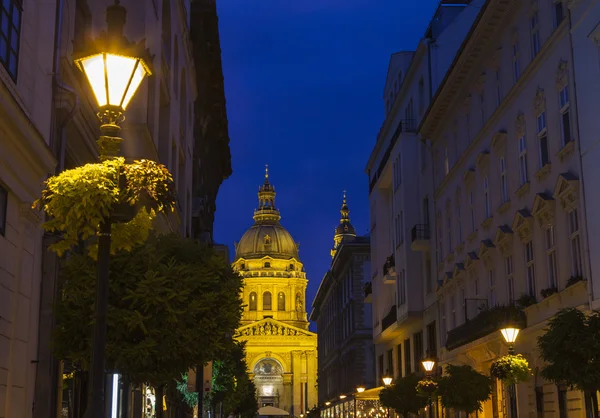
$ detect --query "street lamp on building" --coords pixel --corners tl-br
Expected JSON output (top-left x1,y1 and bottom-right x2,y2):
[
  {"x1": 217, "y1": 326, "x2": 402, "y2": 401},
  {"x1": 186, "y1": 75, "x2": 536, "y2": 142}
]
[
  {"x1": 356, "y1": 386, "x2": 366, "y2": 393},
  {"x1": 382, "y1": 371, "x2": 393, "y2": 386},
  {"x1": 500, "y1": 327, "x2": 521, "y2": 418},
  {"x1": 74, "y1": 2, "x2": 151, "y2": 418},
  {"x1": 421, "y1": 355, "x2": 436, "y2": 376}
]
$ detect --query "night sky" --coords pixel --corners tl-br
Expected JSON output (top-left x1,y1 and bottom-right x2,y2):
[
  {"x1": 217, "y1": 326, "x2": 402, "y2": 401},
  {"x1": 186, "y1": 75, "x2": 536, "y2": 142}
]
[{"x1": 213, "y1": 0, "x2": 438, "y2": 318}]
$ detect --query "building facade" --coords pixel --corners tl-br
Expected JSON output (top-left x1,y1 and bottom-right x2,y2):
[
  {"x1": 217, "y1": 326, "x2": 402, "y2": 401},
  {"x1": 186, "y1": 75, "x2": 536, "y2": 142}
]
[
  {"x1": 419, "y1": 0, "x2": 596, "y2": 417},
  {"x1": 366, "y1": 0, "x2": 481, "y2": 388},
  {"x1": 232, "y1": 170, "x2": 318, "y2": 416},
  {"x1": 311, "y1": 194, "x2": 373, "y2": 403}
]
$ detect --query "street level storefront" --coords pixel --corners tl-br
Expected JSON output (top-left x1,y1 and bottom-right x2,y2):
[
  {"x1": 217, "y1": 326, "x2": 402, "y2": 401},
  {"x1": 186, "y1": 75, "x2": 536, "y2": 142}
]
[{"x1": 320, "y1": 388, "x2": 391, "y2": 418}]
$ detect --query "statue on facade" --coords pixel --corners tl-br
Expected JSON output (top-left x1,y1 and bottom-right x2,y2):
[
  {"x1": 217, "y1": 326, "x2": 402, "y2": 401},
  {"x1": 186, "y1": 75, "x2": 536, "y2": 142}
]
[{"x1": 296, "y1": 295, "x2": 303, "y2": 312}]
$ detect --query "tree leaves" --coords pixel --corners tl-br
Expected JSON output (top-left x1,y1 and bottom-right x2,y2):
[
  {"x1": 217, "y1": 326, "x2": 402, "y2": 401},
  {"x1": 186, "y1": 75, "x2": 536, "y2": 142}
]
[
  {"x1": 537, "y1": 308, "x2": 600, "y2": 393},
  {"x1": 53, "y1": 233, "x2": 243, "y2": 387},
  {"x1": 379, "y1": 374, "x2": 428, "y2": 418},
  {"x1": 437, "y1": 364, "x2": 492, "y2": 414}
]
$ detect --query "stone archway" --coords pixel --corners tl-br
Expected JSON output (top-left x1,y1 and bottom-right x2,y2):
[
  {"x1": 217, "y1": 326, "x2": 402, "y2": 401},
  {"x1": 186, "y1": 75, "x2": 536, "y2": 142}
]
[{"x1": 253, "y1": 358, "x2": 284, "y2": 408}]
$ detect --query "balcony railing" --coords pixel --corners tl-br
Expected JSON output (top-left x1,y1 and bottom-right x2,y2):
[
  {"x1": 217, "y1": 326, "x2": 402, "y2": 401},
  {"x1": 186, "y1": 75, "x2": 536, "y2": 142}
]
[
  {"x1": 411, "y1": 224, "x2": 430, "y2": 241},
  {"x1": 446, "y1": 305, "x2": 527, "y2": 351},
  {"x1": 383, "y1": 255, "x2": 396, "y2": 277},
  {"x1": 381, "y1": 305, "x2": 397, "y2": 331}
]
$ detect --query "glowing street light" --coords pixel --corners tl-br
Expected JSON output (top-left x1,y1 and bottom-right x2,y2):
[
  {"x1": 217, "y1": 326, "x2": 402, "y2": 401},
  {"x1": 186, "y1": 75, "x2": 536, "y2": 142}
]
[
  {"x1": 382, "y1": 371, "x2": 393, "y2": 386},
  {"x1": 356, "y1": 385, "x2": 366, "y2": 393},
  {"x1": 500, "y1": 327, "x2": 520, "y2": 354},
  {"x1": 421, "y1": 355, "x2": 436, "y2": 375},
  {"x1": 340, "y1": 394, "x2": 347, "y2": 400}
]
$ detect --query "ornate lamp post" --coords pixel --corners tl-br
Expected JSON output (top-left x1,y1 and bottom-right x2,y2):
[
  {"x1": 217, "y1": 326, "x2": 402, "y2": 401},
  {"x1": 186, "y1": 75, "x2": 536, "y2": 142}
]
[
  {"x1": 382, "y1": 372, "x2": 393, "y2": 387},
  {"x1": 500, "y1": 327, "x2": 521, "y2": 418},
  {"x1": 74, "y1": 2, "x2": 151, "y2": 418},
  {"x1": 421, "y1": 354, "x2": 437, "y2": 418}
]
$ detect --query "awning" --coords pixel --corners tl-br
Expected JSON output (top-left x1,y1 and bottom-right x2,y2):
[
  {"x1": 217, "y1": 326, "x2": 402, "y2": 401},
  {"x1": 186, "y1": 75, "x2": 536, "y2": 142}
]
[{"x1": 258, "y1": 406, "x2": 290, "y2": 416}]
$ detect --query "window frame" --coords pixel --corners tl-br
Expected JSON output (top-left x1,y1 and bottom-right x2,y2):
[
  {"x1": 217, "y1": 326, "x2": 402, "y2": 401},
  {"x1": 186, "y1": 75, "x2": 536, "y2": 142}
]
[
  {"x1": 512, "y1": 40, "x2": 521, "y2": 82},
  {"x1": 518, "y1": 135, "x2": 528, "y2": 185},
  {"x1": 545, "y1": 226, "x2": 558, "y2": 289},
  {"x1": 500, "y1": 157, "x2": 509, "y2": 203},
  {"x1": 505, "y1": 256, "x2": 515, "y2": 303},
  {"x1": 483, "y1": 176, "x2": 491, "y2": 219},
  {"x1": 488, "y1": 269, "x2": 496, "y2": 307},
  {"x1": 531, "y1": 12, "x2": 541, "y2": 58},
  {"x1": 525, "y1": 241, "x2": 537, "y2": 297},
  {"x1": 537, "y1": 111, "x2": 550, "y2": 167},
  {"x1": 569, "y1": 210, "x2": 583, "y2": 277},
  {"x1": 559, "y1": 86, "x2": 572, "y2": 146},
  {"x1": 0, "y1": 184, "x2": 7, "y2": 236},
  {"x1": 0, "y1": 0, "x2": 22, "y2": 81}
]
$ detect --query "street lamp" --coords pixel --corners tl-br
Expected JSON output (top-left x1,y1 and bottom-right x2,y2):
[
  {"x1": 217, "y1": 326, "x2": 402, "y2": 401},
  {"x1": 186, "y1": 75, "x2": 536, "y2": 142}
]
[
  {"x1": 356, "y1": 386, "x2": 366, "y2": 393},
  {"x1": 325, "y1": 402, "x2": 331, "y2": 406},
  {"x1": 74, "y1": 2, "x2": 151, "y2": 418},
  {"x1": 421, "y1": 354, "x2": 437, "y2": 418},
  {"x1": 382, "y1": 371, "x2": 393, "y2": 386},
  {"x1": 499, "y1": 327, "x2": 521, "y2": 418}
]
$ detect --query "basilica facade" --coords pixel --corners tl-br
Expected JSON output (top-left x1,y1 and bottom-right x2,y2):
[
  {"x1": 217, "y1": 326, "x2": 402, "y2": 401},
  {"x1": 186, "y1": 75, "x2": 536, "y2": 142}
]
[{"x1": 232, "y1": 168, "x2": 318, "y2": 417}]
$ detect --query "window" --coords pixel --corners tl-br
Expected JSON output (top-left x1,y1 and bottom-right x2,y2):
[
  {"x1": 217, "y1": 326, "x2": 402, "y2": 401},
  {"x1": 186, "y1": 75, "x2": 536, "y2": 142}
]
[
  {"x1": 378, "y1": 355, "x2": 384, "y2": 381},
  {"x1": 484, "y1": 176, "x2": 491, "y2": 219},
  {"x1": 404, "y1": 339, "x2": 411, "y2": 374},
  {"x1": 469, "y1": 191, "x2": 476, "y2": 233},
  {"x1": 387, "y1": 349, "x2": 393, "y2": 377},
  {"x1": 426, "y1": 321, "x2": 437, "y2": 358},
  {"x1": 500, "y1": 157, "x2": 509, "y2": 203},
  {"x1": 558, "y1": 385, "x2": 568, "y2": 418},
  {"x1": 519, "y1": 135, "x2": 528, "y2": 185},
  {"x1": 249, "y1": 292, "x2": 257, "y2": 311},
  {"x1": 440, "y1": 302, "x2": 447, "y2": 346},
  {"x1": 278, "y1": 292, "x2": 285, "y2": 311},
  {"x1": 546, "y1": 226, "x2": 558, "y2": 289},
  {"x1": 264, "y1": 261, "x2": 271, "y2": 268},
  {"x1": 457, "y1": 203, "x2": 463, "y2": 244},
  {"x1": 559, "y1": 86, "x2": 572, "y2": 146},
  {"x1": 506, "y1": 256, "x2": 515, "y2": 303},
  {"x1": 569, "y1": 210, "x2": 583, "y2": 277},
  {"x1": 393, "y1": 154, "x2": 402, "y2": 190},
  {"x1": 446, "y1": 210, "x2": 453, "y2": 252},
  {"x1": 263, "y1": 291, "x2": 272, "y2": 310},
  {"x1": 450, "y1": 293, "x2": 456, "y2": 329},
  {"x1": 535, "y1": 386, "x2": 545, "y2": 418},
  {"x1": 396, "y1": 344, "x2": 403, "y2": 377},
  {"x1": 425, "y1": 253, "x2": 432, "y2": 294},
  {"x1": 531, "y1": 12, "x2": 541, "y2": 57},
  {"x1": 512, "y1": 41, "x2": 521, "y2": 82},
  {"x1": 526, "y1": 241, "x2": 536, "y2": 297},
  {"x1": 495, "y1": 69, "x2": 502, "y2": 107},
  {"x1": 398, "y1": 269, "x2": 406, "y2": 305},
  {"x1": 289, "y1": 263, "x2": 295, "y2": 270},
  {"x1": 444, "y1": 146, "x2": 449, "y2": 175},
  {"x1": 554, "y1": 1, "x2": 564, "y2": 28},
  {"x1": 0, "y1": 0, "x2": 21, "y2": 80},
  {"x1": 480, "y1": 93, "x2": 486, "y2": 127},
  {"x1": 475, "y1": 277, "x2": 480, "y2": 296},
  {"x1": 537, "y1": 112, "x2": 549, "y2": 167},
  {"x1": 489, "y1": 269, "x2": 496, "y2": 307},
  {"x1": 413, "y1": 332, "x2": 423, "y2": 370}
]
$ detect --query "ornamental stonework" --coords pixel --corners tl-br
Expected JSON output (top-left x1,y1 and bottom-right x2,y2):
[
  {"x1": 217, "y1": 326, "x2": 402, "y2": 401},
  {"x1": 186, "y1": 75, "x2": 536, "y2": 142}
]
[{"x1": 237, "y1": 319, "x2": 310, "y2": 337}]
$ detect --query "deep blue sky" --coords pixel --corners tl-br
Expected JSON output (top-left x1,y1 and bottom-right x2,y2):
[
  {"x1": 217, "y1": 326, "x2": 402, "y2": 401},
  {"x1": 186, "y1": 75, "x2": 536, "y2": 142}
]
[{"x1": 213, "y1": 0, "x2": 438, "y2": 316}]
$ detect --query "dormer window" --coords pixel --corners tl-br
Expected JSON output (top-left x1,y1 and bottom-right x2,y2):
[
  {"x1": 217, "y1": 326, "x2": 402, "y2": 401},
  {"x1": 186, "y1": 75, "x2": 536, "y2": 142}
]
[
  {"x1": 289, "y1": 264, "x2": 294, "y2": 271},
  {"x1": 264, "y1": 262, "x2": 271, "y2": 268},
  {"x1": 241, "y1": 263, "x2": 246, "y2": 270}
]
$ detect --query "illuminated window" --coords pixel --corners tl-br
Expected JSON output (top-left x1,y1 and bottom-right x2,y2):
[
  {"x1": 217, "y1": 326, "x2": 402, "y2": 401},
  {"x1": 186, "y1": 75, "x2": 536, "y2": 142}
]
[
  {"x1": 0, "y1": 0, "x2": 21, "y2": 80},
  {"x1": 278, "y1": 292, "x2": 285, "y2": 311},
  {"x1": 249, "y1": 292, "x2": 257, "y2": 311},
  {"x1": 263, "y1": 291, "x2": 272, "y2": 310}
]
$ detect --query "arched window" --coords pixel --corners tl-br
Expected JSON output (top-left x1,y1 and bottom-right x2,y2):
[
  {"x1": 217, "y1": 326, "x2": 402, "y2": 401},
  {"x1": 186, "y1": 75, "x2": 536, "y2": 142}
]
[
  {"x1": 278, "y1": 292, "x2": 285, "y2": 311},
  {"x1": 264, "y1": 262, "x2": 271, "y2": 268},
  {"x1": 263, "y1": 292, "x2": 272, "y2": 310},
  {"x1": 249, "y1": 292, "x2": 257, "y2": 311},
  {"x1": 289, "y1": 264, "x2": 294, "y2": 271}
]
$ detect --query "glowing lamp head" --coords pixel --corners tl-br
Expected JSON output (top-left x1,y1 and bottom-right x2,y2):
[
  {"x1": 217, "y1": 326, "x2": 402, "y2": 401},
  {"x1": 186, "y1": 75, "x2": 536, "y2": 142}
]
[
  {"x1": 339, "y1": 394, "x2": 347, "y2": 400},
  {"x1": 382, "y1": 374, "x2": 393, "y2": 386},
  {"x1": 325, "y1": 402, "x2": 331, "y2": 406},
  {"x1": 421, "y1": 358, "x2": 436, "y2": 373},
  {"x1": 75, "y1": 52, "x2": 150, "y2": 113},
  {"x1": 356, "y1": 386, "x2": 366, "y2": 393},
  {"x1": 500, "y1": 327, "x2": 520, "y2": 344}
]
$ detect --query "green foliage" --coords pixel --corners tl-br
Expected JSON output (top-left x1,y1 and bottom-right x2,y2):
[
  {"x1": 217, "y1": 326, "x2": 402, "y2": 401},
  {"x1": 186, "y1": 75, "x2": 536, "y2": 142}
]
[
  {"x1": 379, "y1": 374, "x2": 428, "y2": 418},
  {"x1": 53, "y1": 233, "x2": 243, "y2": 387},
  {"x1": 205, "y1": 340, "x2": 258, "y2": 418},
  {"x1": 437, "y1": 364, "x2": 492, "y2": 415},
  {"x1": 490, "y1": 355, "x2": 531, "y2": 385},
  {"x1": 538, "y1": 308, "x2": 600, "y2": 393},
  {"x1": 416, "y1": 378, "x2": 438, "y2": 396},
  {"x1": 176, "y1": 373, "x2": 198, "y2": 409},
  {"x1": 516, "y1": 293, "x2": 537, "y2": 308},
  {"x1": 34, "y1": 157, "x2": 175, "y2": 257}
]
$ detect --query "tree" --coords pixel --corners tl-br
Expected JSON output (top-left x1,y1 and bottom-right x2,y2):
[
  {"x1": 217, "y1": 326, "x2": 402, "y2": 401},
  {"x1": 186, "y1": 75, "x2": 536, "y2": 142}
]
[
  {"x1": 205, "y1": 340, "x2": 258, "y2": 418},
  {"x1": 437, "y1": 364, "x2": 492, "y2": 415},
  {"x1": 537, "y1": 308, "x2": 600, "y2": 418},
  {"x1": 307, "y1": 405, "x2": 321, "y2": 418},
  {"x1": 379, "y1": 374, "x2": 428, "y2": 418},
  {"x1": 53, "y1": 233, "x2": 243, "y2": 389}
]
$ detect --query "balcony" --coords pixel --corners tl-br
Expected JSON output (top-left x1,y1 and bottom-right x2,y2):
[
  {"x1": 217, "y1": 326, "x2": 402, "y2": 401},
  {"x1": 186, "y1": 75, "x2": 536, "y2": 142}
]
[
  {"x1": 381, "y1": 305, "x2": 397, "y2": 332},
  {"x1": 411, "y1": 224, "x2": 430, "y2": 252},
  {"x1": 382, "y1": 255, "x2": 396, "y2": 284},
  {"x1": 446, "y1": 305, "x2": 527, "y2": 351},
  {"x1": 364, "y1": 281, "x2": 372, "y2": 303}
]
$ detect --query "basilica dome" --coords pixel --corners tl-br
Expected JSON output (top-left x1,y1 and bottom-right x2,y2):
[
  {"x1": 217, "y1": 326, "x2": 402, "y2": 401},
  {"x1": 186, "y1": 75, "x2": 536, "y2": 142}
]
[{"x1": 234, "y1": 166, "x2": 300, "y2": 262}]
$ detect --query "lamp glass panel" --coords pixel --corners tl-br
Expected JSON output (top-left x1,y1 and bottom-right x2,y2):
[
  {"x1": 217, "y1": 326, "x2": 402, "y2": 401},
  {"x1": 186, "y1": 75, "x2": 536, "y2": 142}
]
[
  {"x1": 121, "y1": 59, "x2": 148, "y2": 109},
  {"x1": 500, "y1": 327, "x2": 520, "y2": 344},
  {"x1": 80, "y1": 54, "x2": 108, "y2": 106},
  {"x1": 382, "y1": 376, "x2": 393, "y2": 386},
  {"x1": 422, "y1": 360, "x2": 435, "y2": 372},
  {"x1": 105, "y1": 53, "x2": 138, "y2": 107},
  {"x1": 356, "y1": 387, "x2": 365, "y2": 393}
]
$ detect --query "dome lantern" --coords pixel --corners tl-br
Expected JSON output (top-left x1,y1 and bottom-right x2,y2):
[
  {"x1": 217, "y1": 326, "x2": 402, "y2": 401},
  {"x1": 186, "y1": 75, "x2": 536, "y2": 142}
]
[{"x1": 331, "y1": 190, "x2": 357, "y2": 258}]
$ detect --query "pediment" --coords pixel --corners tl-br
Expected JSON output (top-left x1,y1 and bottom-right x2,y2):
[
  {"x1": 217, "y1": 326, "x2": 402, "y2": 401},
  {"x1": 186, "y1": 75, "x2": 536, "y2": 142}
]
[
  {"x1": 476, "y1": 151, "x2": 490, "y2": 169},
  {"x1": 491, "y1": 131, "x2": 507, "y2": 153},
  {"x1": 512, "y1": 209, "x2": 533, "y2": 243},
  {"x1": 478, "y1": 240, "x2": 495, "y2": 258},
  {"x1": 531, "y1": 193, "x2": 556, "y2": 229},
  {"x1": 493, "y1": 225, "x2": 514, "y2": 256},
  {"x1": 553, "y1": 172, "x2": 579, "y2": 213},
  {"x1": 453, "y1": 263, "x2": 465, "y2": 278},
  {"x1": 463, "y1": 168, "x2": 475, "y2": 184},
  {"x1": 464, "y1": 252, "x2": 480, "y2": 270},
  {"x1": 236, "y1": 318, "x2": 315, "y2": 338},
  {"x1": 443, "y1": 271, "x2": 454, "y2": 287}
]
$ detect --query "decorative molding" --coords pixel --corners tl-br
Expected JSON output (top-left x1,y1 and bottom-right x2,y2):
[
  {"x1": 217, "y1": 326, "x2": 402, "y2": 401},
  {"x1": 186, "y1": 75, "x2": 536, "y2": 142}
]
[
  {"x1": 236, "y1": 318, "x2": 314, "y2": 338},
  {"x1": 497, "y1": 200, "x2": 512, "y2": 215},
  {"x1": 515, "y1": 181, "x2": 530, "y2": 199},
  {"x1": 512, "y1": 209, "x2": 534, "y2": 243},
  {"x1": 464, "y1": 252, "x2": 480, "y2": 271},
  {"x1": 481, "y1": 216, "x2": 493, "y2": 230},
  {"x1": 476, "y1": 151, "x2": 490, "y2": 170},
  {"x1": 491, "y1": 131, "x2": 507, "y2": 154},
  {"x1": 493, "y1": 225, "x2": 514, "y2": 257},
  {"x1": 557, "y1": 140, "x2": 575, "y2": 161},
  {"x1": 467, "y1": 230, "x2": 478, "y2": 243},
  {"x1": 531, "y1": 193, "x2": 556, "y2": 229},
  {"x1": 453, "y1": 263, "x2": 465, "y2": 278},
  {"x1": 535, "y1": 163, "x2": 552, "y2": 181},
  {"x1": 553, "y1": 172, "x2": 579, "y2": 213},
  {"x1": 533, "y1": 87, "x2": 546, "y2": 113},
  {"x1": 515, "y1": 113, "x2": 526, "y2": 136},
  {"x1": 463, "y1": 168, "x2": 476, "y2": 185},
  {"x1": 478, "y1": 240, "x2": 496, "y2": 268},
  {"x1": 555, "y1": 59, "x2": 569, "y2": 90}
]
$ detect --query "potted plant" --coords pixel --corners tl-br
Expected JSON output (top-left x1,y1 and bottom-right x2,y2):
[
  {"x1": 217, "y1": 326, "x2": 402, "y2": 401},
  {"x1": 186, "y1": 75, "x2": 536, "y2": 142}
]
[
  {"x1": 416, "y1": 378, "x2": 438, "y2": 395},
  {"x1": 540, "y1": 287, "x2": 558, "y2": 299},
  {"x1": 490, "y1": 354, "x2": 531, "y2": 385},
  {"x1": 437, "y1": 365, "x2": 492, "y2": 416},
  {"x1": 566, "y1": 276, "x2": 584, "y2": 287},
  {"x1": 516, "y1": 293, "x2": 537, "y2": 308}
]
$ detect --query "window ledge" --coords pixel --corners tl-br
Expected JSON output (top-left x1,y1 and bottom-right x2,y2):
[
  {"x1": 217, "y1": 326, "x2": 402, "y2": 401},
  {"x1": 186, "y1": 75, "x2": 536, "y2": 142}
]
[
  {"x1": 455, "y1": 243, "x2": 465, "y2": 255},
  {"x1": 497, "y1": 200, "x2": 511, "y2": 215},
  {"x1": 481, "y1": 216, "x2": 494, "y2": 230},
  {"x1": 515, "y1": 182, "x2": 530, "y2": 199},
  {"x1": 535, "y1": 164, "x2": 552, "y2": 181},
  {"x1": 557, "y1": 140, "x2": 575, "y2": 162}
]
